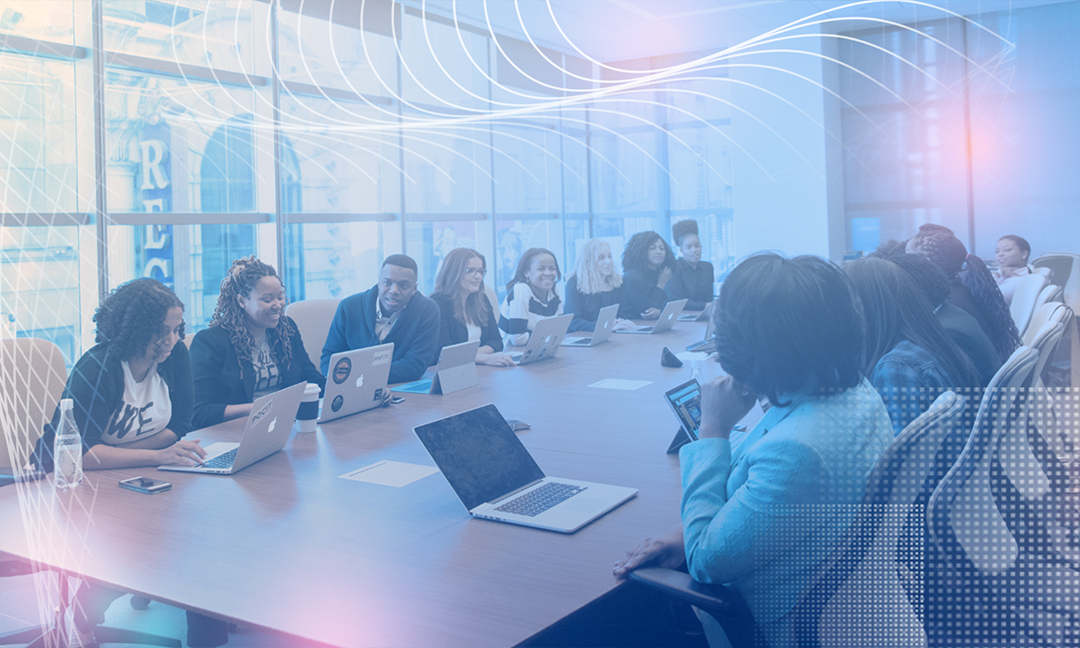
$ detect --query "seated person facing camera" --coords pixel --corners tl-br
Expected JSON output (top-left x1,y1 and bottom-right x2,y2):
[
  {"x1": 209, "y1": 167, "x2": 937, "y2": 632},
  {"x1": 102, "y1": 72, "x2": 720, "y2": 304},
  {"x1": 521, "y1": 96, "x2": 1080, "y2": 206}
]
[
  {"x1": 614, "y1": 254, "x2": 892, "y2": 648},
  {"x1": 321, "y1": 254, "x2": 440, "y2": 384}
]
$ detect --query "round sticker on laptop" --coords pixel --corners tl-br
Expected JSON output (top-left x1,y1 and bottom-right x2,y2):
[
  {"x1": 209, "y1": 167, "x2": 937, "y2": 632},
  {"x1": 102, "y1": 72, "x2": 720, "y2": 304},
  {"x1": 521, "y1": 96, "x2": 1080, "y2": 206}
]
[
  {"x1": 332, "y1": 357, "x2": 352, "y2": 385},
  {"x1": 331, "y1": 395, "x2": 344, "y2": 412}
]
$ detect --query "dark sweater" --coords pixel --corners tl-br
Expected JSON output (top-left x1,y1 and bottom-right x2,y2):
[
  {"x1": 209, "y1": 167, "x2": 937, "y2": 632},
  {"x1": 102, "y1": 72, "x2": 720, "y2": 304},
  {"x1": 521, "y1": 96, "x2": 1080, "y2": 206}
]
[
  {"x1": 563, "y1": 276, "x2": 626, "y2": 333},
  {"x1": 430, "y1": 292, "x2": 503, "y2": 356},
  {"x1": 936, "y1": 302, "x2": 1002, "y2": 387},
  {"x1": 622, "y1": 267, "x2": 668, "y2": 318},
  {"x1": 190, "y1": 318, "x2": 325, "y2": 429},
  {"x1": 320, "y1": 285, "x2": 440, "y2": 384},
  {"x1": 32, "y1": 341, "x2": 194, "y2": 472},
  {"x1": 666, "y1": 258, "x2": 714, "y2": 311}
]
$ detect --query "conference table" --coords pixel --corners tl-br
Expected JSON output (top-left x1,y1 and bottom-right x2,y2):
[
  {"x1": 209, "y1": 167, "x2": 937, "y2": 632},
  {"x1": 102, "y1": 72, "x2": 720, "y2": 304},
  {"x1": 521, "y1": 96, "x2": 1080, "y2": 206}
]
[{"x1": 0, "y1": 321, "x2": 745, "y2": 647}]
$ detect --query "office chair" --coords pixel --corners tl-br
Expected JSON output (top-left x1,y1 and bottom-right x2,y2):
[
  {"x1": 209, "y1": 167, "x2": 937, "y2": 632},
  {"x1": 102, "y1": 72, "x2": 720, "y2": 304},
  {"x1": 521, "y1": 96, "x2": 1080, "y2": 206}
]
[
  {"x1": 285, "y1": 299, "x2": 341, "y2": 369},
  {"x1": 1009, "y1": 273, "x2": 1048, "y2": 338}
]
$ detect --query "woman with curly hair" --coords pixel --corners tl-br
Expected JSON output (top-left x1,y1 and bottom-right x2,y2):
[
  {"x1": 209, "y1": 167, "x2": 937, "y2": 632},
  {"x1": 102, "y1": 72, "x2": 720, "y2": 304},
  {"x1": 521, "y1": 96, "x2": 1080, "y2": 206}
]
[
  {"x1": 906, "y1": 224, "x2": 1021, "y2": 361},
  {"x1": 190, "y1": 256, "x2": 324, "y2": 429},
  {"x1": 431, "y1": 248, "x2": 515, "y2": 367},
  {"x1": 30, "y1": 279, "x2": 224, "y2": 648},
  {"x1": 621, "y1": 231, "x2": 675, "y2": 319},
  {"x1": 499, "y1": 247, "x2": 564, "y2": 346},
  {"x1": 563, "y1": 239, "x2": 635, "y2": 333}
]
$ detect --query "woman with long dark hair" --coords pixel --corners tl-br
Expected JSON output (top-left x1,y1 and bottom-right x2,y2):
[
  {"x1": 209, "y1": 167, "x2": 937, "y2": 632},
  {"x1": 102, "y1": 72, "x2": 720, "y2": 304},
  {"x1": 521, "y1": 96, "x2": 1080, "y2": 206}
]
[
  {"x1": 906, "y1": 224, "x2": 1020, "y2": 361},
  {"x1": 431, "y1": 248, "x2": 515, "y2": 367},
  {"x1": 621, "y1": 231, "x2": 675, "y2": 319},
  {"x1": 190, "y1": 256, "x2": 325, "y2": 429},
  {"x1": 845, "y1": 256, "x2": 980, "y2": 435},
  {"x1": 615, "y1": 254, "x2": 892, "y2": 648}
]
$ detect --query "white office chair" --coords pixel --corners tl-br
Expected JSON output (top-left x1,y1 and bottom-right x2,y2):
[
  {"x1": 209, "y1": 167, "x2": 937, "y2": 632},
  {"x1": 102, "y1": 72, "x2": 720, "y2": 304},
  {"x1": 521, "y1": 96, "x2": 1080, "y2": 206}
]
[
  {"x1": 285, "y1": 299, "x2": 340, "y2": 370},
  {"x1": 1033, "y1": 253, "x2": 1080, "y2": 386},
  {"x1": 1032, "y1": 284, "x2": 1063, "y2": 313},
  {"x1": 0, "y1": 338, "x2": 67, "y2": 476},
  {"x1": 1009, "y1": 273, "x2": 1048, "y2": 338}
]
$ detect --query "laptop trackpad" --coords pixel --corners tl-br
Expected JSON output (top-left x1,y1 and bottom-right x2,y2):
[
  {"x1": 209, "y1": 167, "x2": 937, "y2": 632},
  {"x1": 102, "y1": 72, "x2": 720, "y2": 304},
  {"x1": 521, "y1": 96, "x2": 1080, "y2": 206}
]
[{"x1": 558, "y1": 494, "x2": 610, "y2": 514}]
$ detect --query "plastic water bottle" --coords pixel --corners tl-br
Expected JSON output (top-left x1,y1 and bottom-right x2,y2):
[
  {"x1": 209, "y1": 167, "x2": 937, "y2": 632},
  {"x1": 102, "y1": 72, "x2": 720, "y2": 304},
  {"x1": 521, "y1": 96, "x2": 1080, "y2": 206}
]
[
  {"x1": 691, "y1": 359, "x2": 703, "y2": 383},
  {"x1": 53, "y1": 399, "x2": 83, "y2": 490}
]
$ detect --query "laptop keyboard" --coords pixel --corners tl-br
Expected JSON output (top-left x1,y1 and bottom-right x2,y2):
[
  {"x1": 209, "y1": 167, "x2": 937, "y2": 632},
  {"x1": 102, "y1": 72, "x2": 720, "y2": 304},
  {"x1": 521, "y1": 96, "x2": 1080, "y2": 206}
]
[
  {"x1": 200, "y1": 448, "x2": 238, "y2": 470},
  {"x1": 495, "y1": 482, "x2": 587, "y2": 517}
]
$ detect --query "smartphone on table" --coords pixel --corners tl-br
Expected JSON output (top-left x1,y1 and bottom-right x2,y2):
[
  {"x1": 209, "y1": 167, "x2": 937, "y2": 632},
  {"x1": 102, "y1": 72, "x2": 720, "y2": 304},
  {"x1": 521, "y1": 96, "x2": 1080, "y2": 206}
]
[{"x1": 119, "y1": 476, "x2": 171, "y2": 494}]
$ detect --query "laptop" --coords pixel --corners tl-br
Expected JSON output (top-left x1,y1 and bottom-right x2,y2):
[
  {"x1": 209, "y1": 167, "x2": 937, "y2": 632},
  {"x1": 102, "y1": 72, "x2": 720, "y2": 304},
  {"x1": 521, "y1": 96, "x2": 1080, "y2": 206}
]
[
  {"x1": 614, "y1": 299, "x2": 688, "y2": 334},
  {"x1": 414, "y1": 404, "x2": 638, "y2": 533},
  {"x1": 686, "y1": 310, "x2": 717, "y2": 352},
  {"x1": 678, "y1": 301, "x2": 715, "y2": 322},
  {"x1": 159, "y1": 381, "x2": 305, "y2": 475},
  {"x1": 392, "y1": 340, "x2": 480, "y2": 395},
  {"x1": 319, "y1": 343, "x2": 394, "y2": 422},
  {"x1": 561, "y1": 304, "x2": 618, "y2": 347},
  {"x1": 506, "y1": 314, "x2": 573, "y2": 365}
]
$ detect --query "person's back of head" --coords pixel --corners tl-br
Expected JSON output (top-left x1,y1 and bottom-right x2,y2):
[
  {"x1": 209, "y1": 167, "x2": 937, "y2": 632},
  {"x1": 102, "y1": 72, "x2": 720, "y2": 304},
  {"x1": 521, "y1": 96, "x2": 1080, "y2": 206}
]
[
  {"x1": 868, "y1": 243, "x2": 950, "y2": 309},
  {"x1": 713, "y1": 253, "x2": 863, "y2": 407},
  {"x1": 844, "y1": 257, "x2": 978, "y2": 389}
]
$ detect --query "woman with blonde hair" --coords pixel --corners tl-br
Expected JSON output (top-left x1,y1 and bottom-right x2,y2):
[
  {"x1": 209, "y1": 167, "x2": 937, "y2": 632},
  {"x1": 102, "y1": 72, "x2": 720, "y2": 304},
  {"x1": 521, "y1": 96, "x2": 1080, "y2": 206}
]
[
  {"x1": 431, "y1": 248, "x2": 515, "y2": 367},
  {"x1": 190, "y1": 256, "x2": 325, "y2": 429},
  {"x1": 564, "y1": 239, "x2": 635, "y2": 333}
]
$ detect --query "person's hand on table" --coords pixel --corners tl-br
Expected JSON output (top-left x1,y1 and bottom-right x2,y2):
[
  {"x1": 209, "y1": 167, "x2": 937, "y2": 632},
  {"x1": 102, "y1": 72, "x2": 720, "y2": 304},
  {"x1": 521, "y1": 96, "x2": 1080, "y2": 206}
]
[
  {"x1": 612, "y1": 318, "x2": 636, "y2": 331},
  {"x1": 641, "y1": 307, "x2": 661, "y2": 320},
  {"x1": 613, "y1": 525, "x2": 685, "y2": 578},
  {"x1": 157, "y1": 439, "x2": 207, "y2": 466},
  {"x1": 698, "y1": 375, "x2": 758, "y2": 440},
  {"x1": 477, "y1": 352, "x2": 516, "y2": 367}
]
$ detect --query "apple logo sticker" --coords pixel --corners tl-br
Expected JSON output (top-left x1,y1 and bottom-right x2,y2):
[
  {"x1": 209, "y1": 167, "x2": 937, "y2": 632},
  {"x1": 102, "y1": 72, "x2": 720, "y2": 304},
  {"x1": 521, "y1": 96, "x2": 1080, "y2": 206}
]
[
  {"x1": 267, "y1": 417, "x2": 277, "y2": 433},
  {"x1": 356, "y1": 374, "x2": 364, "y2": 388}
]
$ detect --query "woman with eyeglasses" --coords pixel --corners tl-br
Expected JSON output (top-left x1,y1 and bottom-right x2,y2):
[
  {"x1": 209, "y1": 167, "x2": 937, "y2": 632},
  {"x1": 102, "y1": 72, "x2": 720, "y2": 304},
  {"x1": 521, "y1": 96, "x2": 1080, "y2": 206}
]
[
  {"x1": 190, "y1": 256, "x2": 325, "y2": 429},
  {"x1": 431, "y1": 248, "x2": 515, "y2": 367},
  {"x1": 621, "y1": 231, "x2": 676, "y2": 320},
  {"x1": 499, "y1": 247, "x2": 564, "y2": 346}
]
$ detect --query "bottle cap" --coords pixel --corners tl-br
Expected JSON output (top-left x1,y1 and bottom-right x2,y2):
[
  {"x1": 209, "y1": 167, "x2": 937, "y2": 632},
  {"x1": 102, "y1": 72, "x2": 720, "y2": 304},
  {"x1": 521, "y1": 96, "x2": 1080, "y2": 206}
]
[{"x1": 60, "y1": 398, "x2": 73, "y2": 411}]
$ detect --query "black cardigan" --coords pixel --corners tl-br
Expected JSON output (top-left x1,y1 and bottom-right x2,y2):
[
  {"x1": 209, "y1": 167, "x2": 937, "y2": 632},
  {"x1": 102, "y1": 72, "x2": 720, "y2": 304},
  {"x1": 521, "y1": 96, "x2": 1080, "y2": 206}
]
[
  {"x1": 32, "y1": 341, "x2": 194, "y2": 472},
  {"x1": 621, "y1": 267, "x2": 668, "y2": 318},
  {"x1": 430, "y1": 292, "x2": 503, "y2": 356},
  {"x1": 189, "y1": 318, "x2": 326, "y2": 429},
  {"x1": 563, "y1": 276, "x2": 626, "y2": 333},
  {"x1": 665, "y1": 258, "x2": 714, "y2": 311}
]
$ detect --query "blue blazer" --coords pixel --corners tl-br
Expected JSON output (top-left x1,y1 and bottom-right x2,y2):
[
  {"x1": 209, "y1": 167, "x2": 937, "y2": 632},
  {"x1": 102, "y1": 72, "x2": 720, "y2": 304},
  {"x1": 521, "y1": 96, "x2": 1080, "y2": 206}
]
[
  {"x1": 320, "y1": 286, "x2": 440, "y2": 384},
  {"x1": 679, "y1": 379, "x2": 892, "y2": 641}
]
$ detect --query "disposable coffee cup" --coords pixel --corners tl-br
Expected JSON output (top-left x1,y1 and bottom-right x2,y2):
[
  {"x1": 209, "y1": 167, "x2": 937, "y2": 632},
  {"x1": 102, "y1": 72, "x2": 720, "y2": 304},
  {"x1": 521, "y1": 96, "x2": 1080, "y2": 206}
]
[{"x1": 296, "y1": 382, "x2": 321, "y2": 433}]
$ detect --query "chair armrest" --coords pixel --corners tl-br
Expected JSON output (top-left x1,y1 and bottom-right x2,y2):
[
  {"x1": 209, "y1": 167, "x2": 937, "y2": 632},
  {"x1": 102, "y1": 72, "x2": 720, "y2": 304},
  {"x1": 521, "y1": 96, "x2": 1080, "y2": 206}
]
[{"x1": 629, "y1": 568, "x2": 766, "y2": 648}]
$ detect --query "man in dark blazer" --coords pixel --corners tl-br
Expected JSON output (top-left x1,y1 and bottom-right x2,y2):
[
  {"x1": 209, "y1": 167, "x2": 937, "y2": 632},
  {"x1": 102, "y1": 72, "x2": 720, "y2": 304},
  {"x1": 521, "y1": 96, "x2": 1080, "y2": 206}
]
[{"x1": 320, "y1": 254, "x2": 440, "y2": 384}]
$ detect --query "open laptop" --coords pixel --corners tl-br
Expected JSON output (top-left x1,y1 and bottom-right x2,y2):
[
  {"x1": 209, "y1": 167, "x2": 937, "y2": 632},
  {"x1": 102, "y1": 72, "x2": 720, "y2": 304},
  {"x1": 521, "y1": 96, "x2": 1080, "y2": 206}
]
[
  {"x1": 414, "y1": 404, "x2": 637, "y2": 533},
  {"x1": 678, "y1": 301, "x2": 714, "y2": 322},
  {"x1": 159, "y1": 381, "x2": 305, "y2": 475},
  {"x1": 614, "y1": 299, "x2": 688, "y2": 334},
  {"x1": 319, "y1": 343, "x2": 394, "y2": 422},
  {"x1": 686, "y1": 310, "x2": 717, "y2": 352},
  {"x1": 507, "y1": 314, "x2": 573, "y2": 365},
  {"x1": 561, "y1": 304, "x2": 618, "y2": 347},
  {"x1": 392, "y1": 340, "x2": 480, "y2": 395}
]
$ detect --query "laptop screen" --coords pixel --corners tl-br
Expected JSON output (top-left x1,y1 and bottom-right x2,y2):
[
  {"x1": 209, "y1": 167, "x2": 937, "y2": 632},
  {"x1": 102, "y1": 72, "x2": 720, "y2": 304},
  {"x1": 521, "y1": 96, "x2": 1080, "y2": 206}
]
[{"x1": 414, "y1": 404, "x2": 545, "y2": 511}]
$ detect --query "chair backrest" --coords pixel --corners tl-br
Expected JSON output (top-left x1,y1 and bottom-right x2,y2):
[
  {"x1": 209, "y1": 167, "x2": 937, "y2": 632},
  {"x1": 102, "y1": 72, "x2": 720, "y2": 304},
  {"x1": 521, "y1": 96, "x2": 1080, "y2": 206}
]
[
  {"x1": 928, "y1": 346, "x2": 1040, "y2": 577},
  {"x1": 1033, "y1": 253, "x2": 1078, "y2": 290},
  {"x1": 0, "y1": 338, "x2": 68, "y2": 473},
  {"x1": 1023, "y1": 301, "x2": 1068, "y2": 348},
  {"x1": 795, "y1": 391, "x2": 967, "y2": 648},
  {"x1": 1031, "y1": 283, "x2": 1063, "y2": 314},
  {"x1": 285, "y1": 299, "x2": 340, "y2": 369},
  {"x1": 1033, "y1": 266, "x2": 1053, "y2": 279},
  {"x1": 1023, "y1": 304, "x2": 1074, "y2": 462},
  {"x1": 1009, "y1": 273, "x2": 1048, "y2": 335}
]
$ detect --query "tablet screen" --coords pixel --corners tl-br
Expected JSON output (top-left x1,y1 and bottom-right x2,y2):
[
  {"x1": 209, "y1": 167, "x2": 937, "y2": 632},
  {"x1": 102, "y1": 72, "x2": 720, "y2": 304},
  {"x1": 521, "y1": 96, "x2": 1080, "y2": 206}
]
[{"x1": 664, "y1": 379, "x2": 702, "y2": 440}]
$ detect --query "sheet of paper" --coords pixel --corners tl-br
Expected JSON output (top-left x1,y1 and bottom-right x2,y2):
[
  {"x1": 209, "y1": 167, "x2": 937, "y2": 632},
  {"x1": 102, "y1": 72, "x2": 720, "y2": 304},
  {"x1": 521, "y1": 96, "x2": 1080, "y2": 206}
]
[
  {"x1": 676, "y1": 351, "x2": 711, "y2": 363},
  {"x1": 587, "y1": 378, "x2": 653, "y2": 391},
  {"x1": 339, "y1": 460, "x2": 439, "y2": 487}
]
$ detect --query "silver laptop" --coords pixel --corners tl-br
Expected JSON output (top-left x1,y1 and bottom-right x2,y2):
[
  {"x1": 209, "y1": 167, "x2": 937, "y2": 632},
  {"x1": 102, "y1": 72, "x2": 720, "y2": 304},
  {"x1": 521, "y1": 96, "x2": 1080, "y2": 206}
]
[
  {"x1": 615, "y1": 299, "x2": 688, "y2": 334},
  {"x1": 319, "y1": 343, "x2": 394, "y2": 422},
  {"x1": 507, "y1": 314, "x2": 573, "y2": 365},
  {"x1": 159, "y1": 381, "x2": 305, "y2": 475},
  {"x1": 392, "y1": 340, "x2": 480, "y2": 395},
  {"x1": 678, "y1": 301, "x2": 715, "y2": 322},
  {"x1": 414, "y1": 404, "x2": 638, "y2": 533},
  {"x1": 561, "y1": 304, "x2": 618, "y2": 347},
  {"x1": 686, "y1": 309, "x2": 717, "y2": 352}
]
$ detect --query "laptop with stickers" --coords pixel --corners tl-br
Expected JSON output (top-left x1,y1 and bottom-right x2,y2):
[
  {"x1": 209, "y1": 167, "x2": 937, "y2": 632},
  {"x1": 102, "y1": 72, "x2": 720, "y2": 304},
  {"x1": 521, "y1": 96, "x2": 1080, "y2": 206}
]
[
  {"x1": 506, "y1": 314, "x2": 573, "y2": 365},
  {"x1": 318, "y1": 343, "x2": 395, "y2": 422},
  {"x1": 158, "y1": 381, "x2": 305, "y2": 475}
]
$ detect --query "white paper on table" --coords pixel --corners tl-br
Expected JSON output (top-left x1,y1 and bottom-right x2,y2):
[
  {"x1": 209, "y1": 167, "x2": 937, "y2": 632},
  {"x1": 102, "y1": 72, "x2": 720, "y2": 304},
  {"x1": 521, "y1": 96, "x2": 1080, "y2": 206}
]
[
  {"x1": 676, "y1": 351, "x2": 711, "y2": 363},
  {"x1": 587, "y1": 378, "x2": 653, "y2": 391},
  {"x1": 339, "y1": 460, "x2": 439, "y2": 487}
]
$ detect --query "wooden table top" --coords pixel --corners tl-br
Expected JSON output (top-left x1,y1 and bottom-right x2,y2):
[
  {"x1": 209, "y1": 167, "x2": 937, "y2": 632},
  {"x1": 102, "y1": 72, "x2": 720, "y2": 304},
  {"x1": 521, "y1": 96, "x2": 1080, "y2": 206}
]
[{"x1": 0, "y1": 323, "x2": 735, "y2": 648}]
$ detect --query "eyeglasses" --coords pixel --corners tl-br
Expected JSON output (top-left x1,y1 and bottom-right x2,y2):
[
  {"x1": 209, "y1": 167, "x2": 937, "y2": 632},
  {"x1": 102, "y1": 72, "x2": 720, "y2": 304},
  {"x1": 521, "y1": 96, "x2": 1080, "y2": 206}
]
[{"x1": 464, "y1": 267, "x2": 487, "y2": 277}]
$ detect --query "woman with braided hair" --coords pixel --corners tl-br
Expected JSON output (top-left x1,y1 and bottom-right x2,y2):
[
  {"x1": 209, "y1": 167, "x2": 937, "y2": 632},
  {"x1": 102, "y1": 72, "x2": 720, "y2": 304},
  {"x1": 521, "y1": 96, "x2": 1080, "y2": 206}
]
[
  {"x1": 190, "y1": 256, "x2": 325, "y2": 429},
  {"x1": 906, "y1": 224, "x2": 1021, "y2": 362}
]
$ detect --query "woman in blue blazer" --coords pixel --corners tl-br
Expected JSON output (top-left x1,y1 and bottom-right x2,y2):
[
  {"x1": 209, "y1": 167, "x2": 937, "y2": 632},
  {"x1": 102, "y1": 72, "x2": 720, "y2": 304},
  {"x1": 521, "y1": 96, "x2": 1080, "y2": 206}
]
[{"x1": 615, "y1": 254, "x2": 893, "y2": 648}]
